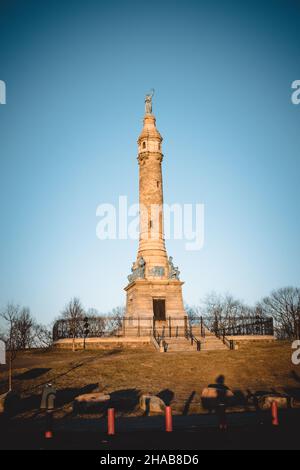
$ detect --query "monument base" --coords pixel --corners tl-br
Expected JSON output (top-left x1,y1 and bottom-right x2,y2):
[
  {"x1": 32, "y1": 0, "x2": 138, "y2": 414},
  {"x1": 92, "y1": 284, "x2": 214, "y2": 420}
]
[{"x1": 124, "y1": 278, "x2": 187, "y2": 336}]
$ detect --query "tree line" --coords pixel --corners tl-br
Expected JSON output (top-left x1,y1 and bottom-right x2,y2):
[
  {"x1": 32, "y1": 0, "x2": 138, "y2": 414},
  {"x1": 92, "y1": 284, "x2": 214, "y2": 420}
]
[
  {"x1": 56, "y1": 297, "x2": 125, "y2": 351},
  {"x1": 0, "y1": 300, "x2": 124, "y2": 389},
  {"x1": 1, "y1": 285, "x2": 299, "y2": 361},
  {"x1": 185, "y1": 286, "x2": 300, "y2": 340},
  {"x1": 0, "y1": 303, "x2": 52, "y2": 390},
  {"x1": 55, "y1": 286, "x2": 300, "y2": 343}
]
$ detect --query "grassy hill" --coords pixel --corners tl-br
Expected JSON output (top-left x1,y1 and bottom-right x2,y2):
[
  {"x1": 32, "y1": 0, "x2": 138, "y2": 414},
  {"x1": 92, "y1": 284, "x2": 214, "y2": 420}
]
[{"x1": 0, "y1": 341, "x2": 299, "y2": 417}]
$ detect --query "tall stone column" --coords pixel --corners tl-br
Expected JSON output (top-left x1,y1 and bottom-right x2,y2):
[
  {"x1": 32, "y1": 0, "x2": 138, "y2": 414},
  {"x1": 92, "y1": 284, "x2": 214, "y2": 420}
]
[
  {"x1": 137, "y1": 113, "x2": 169, "y2": 278},
  {"x1": 124, "y1": 96, "x2": 186, "y2": 334}
]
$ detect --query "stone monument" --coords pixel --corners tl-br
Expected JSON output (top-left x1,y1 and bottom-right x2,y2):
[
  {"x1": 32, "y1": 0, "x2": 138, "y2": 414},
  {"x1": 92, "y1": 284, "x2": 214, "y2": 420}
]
[{"x1": 124, "y1": 92, "x2": 187, "y2": 336}]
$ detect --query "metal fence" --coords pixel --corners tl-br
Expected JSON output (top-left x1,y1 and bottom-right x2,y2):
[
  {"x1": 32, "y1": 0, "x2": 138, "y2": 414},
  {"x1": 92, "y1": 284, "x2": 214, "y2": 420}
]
[
  {"x1": 199, "y1": 315, "x2": 274, "y2": 337},
  {"x1": 53, "y1": 316, "x2": 189, "y2": 341},
  {"x1": 53, "y1": 316, "x2": 123, "y2": 341},
  {"x1": 53, "y1": 315, "x2": 274, "y2": 341}
]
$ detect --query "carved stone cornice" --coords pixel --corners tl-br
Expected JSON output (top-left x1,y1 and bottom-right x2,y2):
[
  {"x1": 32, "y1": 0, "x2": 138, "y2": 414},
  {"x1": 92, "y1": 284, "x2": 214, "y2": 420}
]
[{"x1": 138, "y1": 151, "x2": 163, "y2": 165}]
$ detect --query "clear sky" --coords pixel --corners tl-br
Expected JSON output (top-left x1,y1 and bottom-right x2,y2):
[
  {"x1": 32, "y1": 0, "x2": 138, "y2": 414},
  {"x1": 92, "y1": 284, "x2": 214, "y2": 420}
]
[{"x1": 0, "y1": 0, "x2": 299, "y2": 324}]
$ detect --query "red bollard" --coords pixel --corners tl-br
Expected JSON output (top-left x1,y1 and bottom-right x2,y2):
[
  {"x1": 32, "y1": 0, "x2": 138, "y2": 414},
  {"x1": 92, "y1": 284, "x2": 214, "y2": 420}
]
[
  {"x1": 271, "y1": 401, "x2": 279, "y2": 426},
  {"x1": 218, "y1": 404, "x2": 228, "y2": 431},
  {"x1": 165, "y1": 406, "x2": 173, "y2": 432},
  {"x1": 44, "y1": 410, "x2": 53, "y2": 439},
  {"x1": 107, "y1": 408, "x2": 115, "y2": 435}
]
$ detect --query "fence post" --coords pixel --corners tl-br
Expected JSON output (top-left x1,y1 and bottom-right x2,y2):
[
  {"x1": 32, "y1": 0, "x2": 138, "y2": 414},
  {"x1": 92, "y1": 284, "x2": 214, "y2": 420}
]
[
  {"x1": 184, "y1": 315, "x2": 188, "y2": 334},
  {"x1": 200, "y1": 316, "x2": 203, "y2": 337},
  {"x1": 271, "y1": 318, "x2": 275, "y2": 337},
  {"x1": 296, "y1": 310, "x2": 300, "y2": 339}
]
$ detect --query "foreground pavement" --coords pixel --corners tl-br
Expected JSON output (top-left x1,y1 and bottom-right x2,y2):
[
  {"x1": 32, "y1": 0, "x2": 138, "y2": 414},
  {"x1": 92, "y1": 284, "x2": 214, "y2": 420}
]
[{"x1": 0, "y1": 409, "x2": 300, "y2": 450}]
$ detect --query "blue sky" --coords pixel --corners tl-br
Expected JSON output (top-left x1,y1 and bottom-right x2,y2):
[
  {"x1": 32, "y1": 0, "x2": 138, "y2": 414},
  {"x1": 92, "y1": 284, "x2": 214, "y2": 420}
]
[{"x1": 0, "y1": 0, "x2": 299, "y2": 324}]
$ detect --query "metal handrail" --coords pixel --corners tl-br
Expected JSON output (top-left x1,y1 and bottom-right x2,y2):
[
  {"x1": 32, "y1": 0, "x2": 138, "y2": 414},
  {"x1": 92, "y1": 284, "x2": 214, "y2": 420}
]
[
  {"x1": 151, "y1": 332, "x2": 161, "y2": 351},
  {"x1": 201, "y1": 317, "x2": 235, "y2": 350},
  {"x1": 185, "y1": 328, "x2": 201, "y2": 351},
  {"x1": 153, "y1": 328, "x2": 167, "y2": 351},
  {"x1": 215, "y1": 329, "x2": 235, "y2": 350}
]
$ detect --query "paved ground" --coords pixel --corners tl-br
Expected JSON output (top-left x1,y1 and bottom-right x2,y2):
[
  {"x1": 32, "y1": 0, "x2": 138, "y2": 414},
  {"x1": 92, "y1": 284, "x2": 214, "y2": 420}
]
[{"x1": 1, "y1": 409, "x2": 299, "y2": 450}]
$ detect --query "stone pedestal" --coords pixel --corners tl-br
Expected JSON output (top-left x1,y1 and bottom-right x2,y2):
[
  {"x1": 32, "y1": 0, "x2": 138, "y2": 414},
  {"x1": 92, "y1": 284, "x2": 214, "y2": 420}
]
[{"x1": 125, "y1": 276, "x2": 187, "y2": 336}]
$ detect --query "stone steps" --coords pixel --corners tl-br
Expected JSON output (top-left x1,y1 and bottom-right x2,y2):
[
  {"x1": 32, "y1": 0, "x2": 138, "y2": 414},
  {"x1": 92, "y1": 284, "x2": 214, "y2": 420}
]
[
  {"x1": 166, "y1": 347, "x2": 198, "y2": 353},
  {"x1": 202, "y1": 336, "x2": 228, "y2": 351},
  {"x1": 162, "y1": 334, "x2": 228, "y2": 352},
  {"x1": 164, "y1": 337, "x2": 198, "y2": 352}
]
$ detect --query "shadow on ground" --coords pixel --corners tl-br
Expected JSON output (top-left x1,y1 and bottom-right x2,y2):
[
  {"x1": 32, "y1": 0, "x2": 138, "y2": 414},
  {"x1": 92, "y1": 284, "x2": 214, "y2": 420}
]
[
  {"x1": 157, "y1": 389, "x2": 174, "y2": 406},
  {"x1": 110, "y1": 389, "x2": 140, "y2": 414},
  {"x1": 15, "y1": 368, "x2": 51, "y2": 381}
]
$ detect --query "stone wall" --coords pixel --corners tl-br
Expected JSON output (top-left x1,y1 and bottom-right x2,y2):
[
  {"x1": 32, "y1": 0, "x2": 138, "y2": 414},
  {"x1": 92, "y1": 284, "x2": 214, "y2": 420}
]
[{"x1": 53, "y1": 337, "x2": 152, "y2": 350}]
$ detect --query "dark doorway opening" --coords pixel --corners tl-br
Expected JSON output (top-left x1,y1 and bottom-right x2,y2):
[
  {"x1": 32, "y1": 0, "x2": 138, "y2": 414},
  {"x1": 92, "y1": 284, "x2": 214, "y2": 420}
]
[{"x1": 153, "y1": 299, "x2": 166, "y2": 321}]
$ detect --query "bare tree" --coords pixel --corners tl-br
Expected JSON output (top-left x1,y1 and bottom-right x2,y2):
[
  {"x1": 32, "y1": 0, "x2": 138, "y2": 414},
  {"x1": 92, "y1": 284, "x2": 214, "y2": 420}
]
[
  {"x1": 0, "y1": 303, "x2": 21, "y2": 391},
  {"x1": 61, "y1": 297, "x2": 85, "y2": 351},
  {"x1": 259, "y1": 287, "x2": 300, "y2": 339},
  {"x1": 84, "y1": 309, "x2": 105, "y2": 337},
  {"x1": 86, "y1": 308, "x2": 99, "y2": 317},
  {"x1": 111, "y1": 305, "x2": 125, "y2": 321},
  {"x1": 107, "y1": 305, "x2": 125, "y2": 335},
  {"x1": 200, "y1": 292, "x2": 257, "y2": 333},
  {"x1": 184, "y1": 303, "x2": 202, "y2": 326},
  {"x1": 31, "y1": 323, "x2": 52, "y2": 348},
  {"x1": 15, "y1": 307, "x2": 34, "y2": 349},
  {"x1": 54, "y1": 305, "x2": 125, "y2": 341}
]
